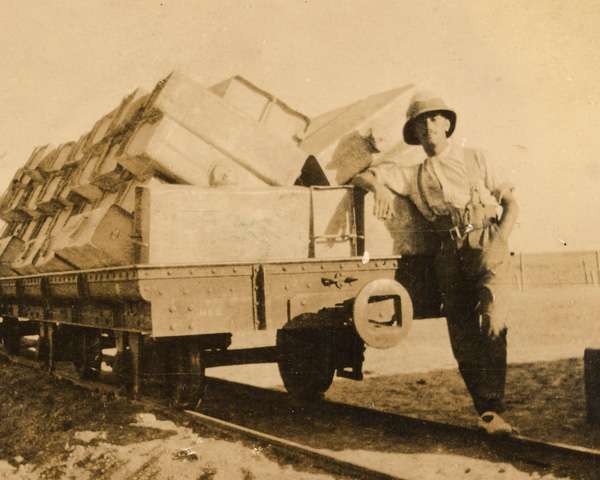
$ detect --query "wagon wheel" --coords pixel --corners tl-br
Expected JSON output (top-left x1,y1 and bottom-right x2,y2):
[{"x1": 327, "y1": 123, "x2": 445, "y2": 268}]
[
  {"x1": 72, "y1": 328, "x2": 102, "y2": 380},
  {"x1": 169, "y1": 341, "x2": 206, "y2": 410},
  {"x1": 276, "y1": 313, "x2": 336, "y2": 401}
]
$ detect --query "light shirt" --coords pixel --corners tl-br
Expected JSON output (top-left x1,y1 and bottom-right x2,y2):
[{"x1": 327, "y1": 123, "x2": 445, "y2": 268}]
[{"x1": 369, "y1": 142, "x2": 512, "y2": 221}]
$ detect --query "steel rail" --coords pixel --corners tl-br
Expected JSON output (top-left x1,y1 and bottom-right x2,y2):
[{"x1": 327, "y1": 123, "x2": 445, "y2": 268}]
[
  {"x1": 0, "y1": 349, "x2": 406, "y2": 479},
  {"x1": 185, "y1": 410, "x2": 408, "y2": 480},
  {"x1": 319, "y1": 399, "x2": 600, "y2": 475},
  {"x1": 2, "y1": 346, "x2": 599, "y2": 479},
  {"x1": 203, "y1": 377, "x2": 600, "y2": 479}
]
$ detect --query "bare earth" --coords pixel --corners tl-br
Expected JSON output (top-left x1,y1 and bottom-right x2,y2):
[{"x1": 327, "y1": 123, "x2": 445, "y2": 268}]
[{"x1": 0, "y1": 285, "x2": 599, "y2": 479}]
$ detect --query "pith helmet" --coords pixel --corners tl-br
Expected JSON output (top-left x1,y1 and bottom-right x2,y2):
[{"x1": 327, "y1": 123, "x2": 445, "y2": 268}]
[{"x1": 403, "y1": 91, "x2": 457, "y2": 145}]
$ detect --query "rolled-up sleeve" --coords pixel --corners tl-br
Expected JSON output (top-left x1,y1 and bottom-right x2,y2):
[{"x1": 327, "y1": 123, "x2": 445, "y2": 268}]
[
  {"x1": 369, "y1": 163, "x2": 418, "y2": 197},
  {"x1": 476, "y1": 150, "x2": 515, "y2": 202}
]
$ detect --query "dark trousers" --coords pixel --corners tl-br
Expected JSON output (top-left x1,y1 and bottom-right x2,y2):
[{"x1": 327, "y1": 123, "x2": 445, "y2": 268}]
[{"x1": 434, "y1": 224, "x2": 511, "y2": 415}]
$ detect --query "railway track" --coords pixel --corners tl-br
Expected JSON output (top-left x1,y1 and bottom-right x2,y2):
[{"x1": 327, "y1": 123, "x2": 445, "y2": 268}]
[
  {"x1": 198, "y1": 377, "x2": 600, "y2": 480},
  {"x1": 0, "y1": 347, "x2": 405, "y2": 479},
  {"x1": 2, "y1": 346, "x2": 599, "y2": 480}
]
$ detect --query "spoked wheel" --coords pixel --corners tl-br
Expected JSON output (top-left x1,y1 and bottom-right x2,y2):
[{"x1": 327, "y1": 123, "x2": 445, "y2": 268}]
[
  {"x1": 276, "y1": 313, "x2": 336, "y2": 401},
  {"x1": 168, "y1": 341, "x2": 206, "y2": 410},
  {"x1": 72, "y1": 328, "x2": 102, "y2": 380}
]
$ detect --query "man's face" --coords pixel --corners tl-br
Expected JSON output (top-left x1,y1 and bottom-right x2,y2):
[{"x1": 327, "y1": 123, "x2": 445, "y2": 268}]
[{"x1": 413, "y1": 112, "x2": 451, "y2": 151}]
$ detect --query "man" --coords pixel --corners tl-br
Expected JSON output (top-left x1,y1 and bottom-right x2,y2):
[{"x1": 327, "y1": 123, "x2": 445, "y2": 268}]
[{"x1": 352, "y1": 91, "x2": 519, "y2": 435}]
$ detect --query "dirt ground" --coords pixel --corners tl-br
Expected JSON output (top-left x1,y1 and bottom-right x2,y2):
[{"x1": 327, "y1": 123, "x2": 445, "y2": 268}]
[
  {"x1": 0, "y1": 359, "x2": 336, "y2": 480},
  {"x1": 0, "y1": 285, "x2": 598, "y2": 479},
  {"x1": 326, "y1": 285, "x2": 600, "y2": 449}
]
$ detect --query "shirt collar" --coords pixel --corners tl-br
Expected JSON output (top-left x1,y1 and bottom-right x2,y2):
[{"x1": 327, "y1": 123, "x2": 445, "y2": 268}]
[{"x1": 428, "y1": 140, "x2": 458, "y2": 161}]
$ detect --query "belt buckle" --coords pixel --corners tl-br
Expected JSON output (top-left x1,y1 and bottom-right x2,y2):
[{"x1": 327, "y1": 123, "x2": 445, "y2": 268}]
[{"x1": 449, "y1": 226, "x2": 461, "y2": 241}]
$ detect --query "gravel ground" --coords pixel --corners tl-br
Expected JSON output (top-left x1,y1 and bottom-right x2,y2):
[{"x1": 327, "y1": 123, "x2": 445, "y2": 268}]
[{"x1": 0, "y1": 285, "x2": 598, "y2": 479}]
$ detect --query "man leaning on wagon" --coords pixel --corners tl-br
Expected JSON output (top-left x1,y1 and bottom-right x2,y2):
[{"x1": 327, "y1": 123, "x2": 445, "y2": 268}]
[{"x1": 351, "y1": 91, "x2": 519, "y2": 435}]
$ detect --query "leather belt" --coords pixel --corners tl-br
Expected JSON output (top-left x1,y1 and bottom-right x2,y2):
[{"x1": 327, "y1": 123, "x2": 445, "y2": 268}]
[{"x1": 448, "y1": 217, "x2": 496, "y2": 241}]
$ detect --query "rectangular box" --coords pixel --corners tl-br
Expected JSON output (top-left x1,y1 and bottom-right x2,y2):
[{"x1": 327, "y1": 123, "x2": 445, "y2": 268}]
[
  {"x1": 11, "y1": 236, "x2": 47, "y2": 275},
  {"x1": 88, "y1": 107, "x2": 119, "y2": 146},
  {"x1": 136, "y1": 184, "x2": 310, "y2": 265},
  {"x1": 149, "y1": 72, "x2": 307, "y2": 186},
  {"x1": 210, "y1": 76, "x2": 310, "y2": 144},
  {"x1": 107, "y1": 88, "x2": 149, "y2": 134},
  {"x1": 0, "y1": 236, "x2": 25, "y2": 276},
  {"x1": 125, "y1": 115, "x2": 267, "y2": 187},
  {"x1": 48, "y1": 205, "x2": 135, "y2": 270},
  {"x1": 10, "y1": 217, "x2": 54, "y2": 275},
  {"x1": 301, "y1": 85, "x2": 415, "y2": 185},
  {"x1": 25, "y1": 145, "x2": 55, "y2": 170},
  {"x1": 310, "y1": 187, "x2": 357, "y2": 259},
  {"x1": 63, "y1": 134, "x2": 89, "y2": 167},
  {"x1": 40, "y1": 143, "x2": 74, "y2": 172}
]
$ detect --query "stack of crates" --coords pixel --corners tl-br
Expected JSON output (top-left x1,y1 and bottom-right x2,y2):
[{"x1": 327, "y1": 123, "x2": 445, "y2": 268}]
[
  {"x1": 0, "y1": 72, "x2": 311, "y2": 274},
  {"x1": 0, "y1": 71, "x2": 436, "y2": 275}
]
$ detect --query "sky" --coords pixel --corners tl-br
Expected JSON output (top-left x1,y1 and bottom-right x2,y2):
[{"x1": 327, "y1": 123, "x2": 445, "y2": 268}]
[{"x1": 1, "y1": 0, "x2": 599, "y2": 253}]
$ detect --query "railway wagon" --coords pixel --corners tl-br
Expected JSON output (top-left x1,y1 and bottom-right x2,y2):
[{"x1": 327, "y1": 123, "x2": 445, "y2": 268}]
[
  {"x1": 0, "y1": 72, "x2": 442, "y2": 407},
  {"x1": 0, "y1": 183, "x2": 430, "y2": 407}
]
